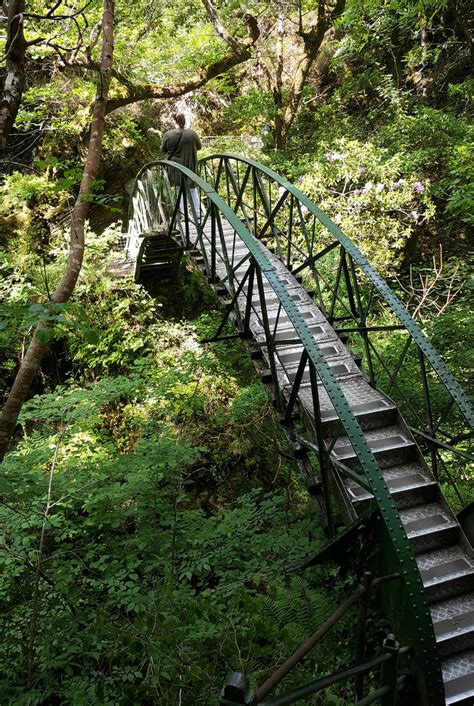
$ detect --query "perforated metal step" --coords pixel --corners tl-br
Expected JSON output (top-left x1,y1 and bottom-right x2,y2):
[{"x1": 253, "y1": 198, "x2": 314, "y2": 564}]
[
  {"x1": 399, "y1": 503, "x2": 460, "y2": 553},
  {"x1": 432, "y1": 595, "x2": 474, "y2": 658},
  {"x1": 417, "y1": 546, "x2": 474, "y2": 604},
  {"x1": 332, "y1": 425, "x2": 417, "y2": 469},
  {"x1": 442, "y1": 650, "x2": 474, "y2": 705},
  {"x1": 344, "y1": 462, "x2": 438, "y2": 510}
]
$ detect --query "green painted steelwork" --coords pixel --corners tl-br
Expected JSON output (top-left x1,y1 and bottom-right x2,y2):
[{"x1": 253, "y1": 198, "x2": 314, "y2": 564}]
[
  {"x1": 200, "y1": 154, "x2": 473, "y2": 517},
  {"x1": 126, "y1": 158, "x2": 456, "y2": 705},
  {"x1": 200, "y1": 154, "x2": 473, "y2": 430}
]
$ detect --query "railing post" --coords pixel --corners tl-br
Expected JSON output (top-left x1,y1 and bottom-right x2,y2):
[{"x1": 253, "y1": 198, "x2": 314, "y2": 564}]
[
  {"x1": 211, "y1": 202, "x2": 217, "y2": 281},
  {"x1": 380, "y1": 633, "x2": 400, "y2": 706},
  {"x1": 220, "y1": 673, "x2": 257, "y2": 706}
]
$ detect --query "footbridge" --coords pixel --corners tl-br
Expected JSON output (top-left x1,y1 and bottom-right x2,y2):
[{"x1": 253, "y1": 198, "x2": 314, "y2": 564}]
[{"x1": 124, "y1": 155, "x2": 473, "y2": 705}]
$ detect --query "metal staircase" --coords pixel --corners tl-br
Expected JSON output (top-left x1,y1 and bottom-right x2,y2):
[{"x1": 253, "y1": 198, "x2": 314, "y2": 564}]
[
  {"x1": 125, "y1": 156, "x2": 473, "y2": 705},
  {"x1": 133, "y1": 229, "x2": 181, "y2": 282}
]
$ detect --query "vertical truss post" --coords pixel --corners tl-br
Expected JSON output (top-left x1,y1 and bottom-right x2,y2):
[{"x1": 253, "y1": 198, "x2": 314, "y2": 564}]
[
  {"x1": 355, "y1": 571, "x2": 373, "y2": 700},
  {"x1": 296, "y1": 199, "x2": 312, "y2": 258},
  {"x1": 243, "y1": 259, "x2": 255, "y2": 337},
  {"x1": 309, "y1": 359, "x2": 335, "y2": 537},
  {"x1": 311, "y1": 238, "x2": 329, "y2": 317},
  {"x1": 189, "y1": 180, "x2": 200, "y2": 227},
  {"x1": 380, "y1": 634, "x2": 400, "y2": 706},
  {"x1": 235, "y1": 159, "x2": 241, "y2": 211},
  {"x1": 255, "y1": 266, "x2": 282, "y2": 410},
  {"x1": 418, "y1": 347, "x2": 439, "y2": 479}
]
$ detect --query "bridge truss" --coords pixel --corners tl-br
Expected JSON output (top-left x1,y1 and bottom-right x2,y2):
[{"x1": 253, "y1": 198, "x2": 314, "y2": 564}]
[{"x1": 125, "y1": 155, "x2": 473, "y2": 705}]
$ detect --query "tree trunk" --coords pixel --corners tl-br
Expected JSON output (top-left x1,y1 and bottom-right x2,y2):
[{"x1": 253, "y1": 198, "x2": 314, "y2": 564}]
[
  {"x1": 272, "y1": 0, "x2": 346, "y2": 150},
  {"x1": 274, "y1": 28, "x2": 326, "y2": 150},
  {"x1": 0, "y1": 0, "x2": 115, "y2": 462},
  {"x1": 0, "y1": 0, "x2": 26, "y2": 148},
  {"x1": 273, "y1": 1, "x2": 286, "y2": 150},
  {"x1": 448, "y1": 0, "x2": 474, "y2": 59}
]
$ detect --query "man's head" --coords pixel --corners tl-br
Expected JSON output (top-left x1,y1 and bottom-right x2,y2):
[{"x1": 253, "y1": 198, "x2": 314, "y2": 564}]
[{"x1": 174, "y1": 113, "x2": 186, "y2": 129}]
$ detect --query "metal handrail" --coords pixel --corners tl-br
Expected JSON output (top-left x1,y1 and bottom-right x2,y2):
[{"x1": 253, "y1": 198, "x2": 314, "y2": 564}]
[
  {"x1": 258, "y1": 652, "x2": 409, "y2": 706},
  {"x1": 252, "y1": 572, "x2": 401, "y2": 703},
  {"x1": 256, "y1": 583, "x2": 366, "y2": 701}
]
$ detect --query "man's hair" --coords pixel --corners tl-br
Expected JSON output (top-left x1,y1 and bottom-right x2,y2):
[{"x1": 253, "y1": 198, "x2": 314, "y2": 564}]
[{"x1": 174, "y1": 113, "x2": 186, "y2": 128}]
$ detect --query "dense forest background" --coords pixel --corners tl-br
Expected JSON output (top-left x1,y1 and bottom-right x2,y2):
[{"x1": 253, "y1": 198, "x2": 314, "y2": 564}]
[{"x1": 0, "y1": 0, "x2": 472, "y2": 703}]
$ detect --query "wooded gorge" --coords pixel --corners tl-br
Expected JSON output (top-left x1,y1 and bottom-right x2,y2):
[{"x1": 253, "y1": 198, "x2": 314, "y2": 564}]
[{"x1": 0, "y1": 1, "x2": 472, "y2": 704}]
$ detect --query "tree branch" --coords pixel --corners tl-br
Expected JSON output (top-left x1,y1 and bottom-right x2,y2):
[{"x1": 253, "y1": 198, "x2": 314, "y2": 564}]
[
  {"x1": 17, "y1": 0, "x2": 93, "y2": 21},
  {"x1": 66, "y1": 42, "x2": 253, "y2": 114},
  {"x1": 200, "y1": 0, "x2": 241, "y2": 52}
]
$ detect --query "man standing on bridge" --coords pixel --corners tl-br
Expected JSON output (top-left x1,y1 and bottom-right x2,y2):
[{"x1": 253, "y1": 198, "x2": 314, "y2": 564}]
[{"x1": 161, "y1": 113, "x2": 202, "y2": 218}]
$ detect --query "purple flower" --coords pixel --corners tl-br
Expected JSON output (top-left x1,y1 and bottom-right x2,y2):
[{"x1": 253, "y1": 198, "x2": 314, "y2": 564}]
[
  {"x1": 353, "y1": 188, "x2": 362, "y2": 196},
  {"x1": 358, "y1": 166, "x2": 366, "y2": 175},
  {"x1": 412, "y1": 181, "x2": 425, "y2": 193},
  {"x1": 393, "y1": 179, "x2": 404, "y2": 189},
  {"x1": 410, "y1": 210, "x2": 420, "y2": 221},
  {"x1": 325, "y1": 151, "x2": 345, "y2": 162},
  {"x1": 376, "y1": 183, "x2": 385, "y2": 192},
  {"x1": 297, "y1": 175, "x2": 304, "y2": 183},
  {"x1": 363, "y1": 181, "x2": 373, "y2": 192},
  {"x1": 278, "y1": 186, "x2": 286, "y2": 197},
  {"x1": 300, "y1": 205, "x2": 309, "y2": 214}
]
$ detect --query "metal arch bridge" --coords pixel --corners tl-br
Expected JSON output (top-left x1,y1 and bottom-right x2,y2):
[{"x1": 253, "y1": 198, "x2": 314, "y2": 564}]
[{"x1": 124, "y1": 154, "x2": 474, "y2": 706}]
